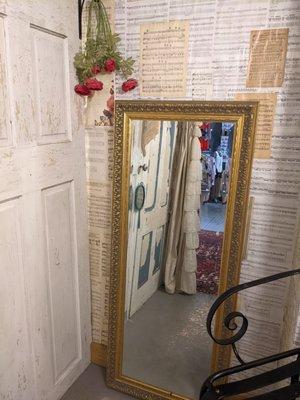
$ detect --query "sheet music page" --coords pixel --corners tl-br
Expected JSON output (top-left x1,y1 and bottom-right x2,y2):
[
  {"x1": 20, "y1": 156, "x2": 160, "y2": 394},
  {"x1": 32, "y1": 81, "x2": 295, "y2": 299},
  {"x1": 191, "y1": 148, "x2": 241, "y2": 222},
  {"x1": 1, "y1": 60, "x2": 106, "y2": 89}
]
[
  {"x1": 168, "y1": 0, "x2": 216, "y2": 99},
  {"x1": 86, "y1": 127, "x2": 113, "y2": 343},
  {"x1": 235, "y1": 93, "x2": 278, "y2": 159},
  {"x1": 213, "y1": 0, "x2": 270, "y2": 100},
  {"x1": 246, "y1": 28, "x2": 289, "y2": 88},
  {"x1": 245, "y1": 195, "x2": 298, "y2": 268},
  {"x1": 139, "y1": 21, "x2": 189, "y2": 97},
  {"x1": 115, "y1": 0, "x2": 170, "y2": 98}
]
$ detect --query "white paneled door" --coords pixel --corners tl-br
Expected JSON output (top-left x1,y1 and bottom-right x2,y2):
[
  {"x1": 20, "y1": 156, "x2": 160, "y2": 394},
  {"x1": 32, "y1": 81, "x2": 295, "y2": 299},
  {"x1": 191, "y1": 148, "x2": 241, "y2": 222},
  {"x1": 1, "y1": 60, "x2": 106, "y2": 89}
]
[
  {"x1": 0, "y1": 2, "x2": 91, "y2": 400},
  {"x1": 128, "y1": 121, "x2": 177, "y2": 317}
]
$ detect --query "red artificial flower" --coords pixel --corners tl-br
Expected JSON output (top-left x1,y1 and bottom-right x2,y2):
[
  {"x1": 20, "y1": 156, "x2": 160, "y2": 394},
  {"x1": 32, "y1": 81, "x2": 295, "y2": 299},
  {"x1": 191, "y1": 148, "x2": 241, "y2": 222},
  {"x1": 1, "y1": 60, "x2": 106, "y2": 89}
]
[
  {"x1": 85, "y1": 78, "x2": 104, "y2": 91},
  {"x1": 74, "y1": 83, "x2": 90, "y2": 96},
  {"x1": 91, "y1": 65, "x2": 101, "y2": 75},
  {"x1": 122, "y1": 78, "x2": 138, "y2": 92},
  {"x1": 104, "y1": 58, "x2": 116, "y2": 73}
]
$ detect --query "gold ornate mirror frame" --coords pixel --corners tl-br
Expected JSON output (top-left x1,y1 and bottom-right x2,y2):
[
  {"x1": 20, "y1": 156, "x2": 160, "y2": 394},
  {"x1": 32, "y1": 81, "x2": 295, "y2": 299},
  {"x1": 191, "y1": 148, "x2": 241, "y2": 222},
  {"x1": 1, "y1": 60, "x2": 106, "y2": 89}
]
[{"x1": 107, "y1": 100, "x2": 258, "y2": 400}]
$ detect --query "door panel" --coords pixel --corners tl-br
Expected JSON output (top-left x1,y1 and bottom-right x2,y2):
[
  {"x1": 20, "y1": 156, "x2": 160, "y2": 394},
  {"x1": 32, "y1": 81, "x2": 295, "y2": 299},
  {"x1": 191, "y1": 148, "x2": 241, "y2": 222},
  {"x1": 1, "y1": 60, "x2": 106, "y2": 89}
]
[
  {"x1": 0, "y1": 2, "x2": 91, "y2": 399},
  {"x1": 43, "y1": 182, "x2": 81, "y2": 383},
  {"x1": 0, "y1": 197, "x2": 36, "y2": 400},
  {"x1": 31, "y1": 25, "x2": 72, "y2": 144}
]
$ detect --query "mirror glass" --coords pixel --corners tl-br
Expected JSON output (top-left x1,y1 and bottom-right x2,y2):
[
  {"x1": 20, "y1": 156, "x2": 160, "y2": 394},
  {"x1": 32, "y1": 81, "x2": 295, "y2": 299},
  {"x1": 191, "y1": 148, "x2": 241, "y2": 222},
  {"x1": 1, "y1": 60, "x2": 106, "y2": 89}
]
[{"x1": 123, "y1": 120, "x2": 235, "y2": 399}]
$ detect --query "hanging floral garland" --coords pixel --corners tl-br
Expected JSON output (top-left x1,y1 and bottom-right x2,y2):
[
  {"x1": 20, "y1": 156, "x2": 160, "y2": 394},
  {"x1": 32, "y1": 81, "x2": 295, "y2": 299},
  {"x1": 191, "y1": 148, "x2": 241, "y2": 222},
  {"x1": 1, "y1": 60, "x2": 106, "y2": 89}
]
[{"x1": 74, "y1": 0, "x2": 138, "y2": 96}]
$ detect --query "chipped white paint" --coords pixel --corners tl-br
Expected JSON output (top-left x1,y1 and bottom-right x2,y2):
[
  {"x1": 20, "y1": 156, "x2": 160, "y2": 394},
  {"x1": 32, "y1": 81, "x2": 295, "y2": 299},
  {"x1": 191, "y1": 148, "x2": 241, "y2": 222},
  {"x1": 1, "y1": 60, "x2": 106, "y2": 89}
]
[
  {"x1": 0, "y1": 1, "x2": 91, "y2": 400},
  {"x1": 0, "y1": 15, "x2": 12, "y2": 147}
]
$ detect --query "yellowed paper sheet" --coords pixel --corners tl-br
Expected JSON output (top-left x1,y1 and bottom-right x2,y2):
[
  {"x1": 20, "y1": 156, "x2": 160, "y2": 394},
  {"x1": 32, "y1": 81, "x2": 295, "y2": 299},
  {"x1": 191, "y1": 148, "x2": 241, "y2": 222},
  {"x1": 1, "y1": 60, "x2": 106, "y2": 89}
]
[
  {"x1": 86, "y1": 126, "x2": 113, "y2": 344},
  {"x1": 140, "y1": 21, "x2": 189, "y2": 98},
  {"x1": 235, "y1": 93, "x2": 277, "y2": 159},
  {"x1": 246, "y1": 28, "x2": 288, "y2": 87}
]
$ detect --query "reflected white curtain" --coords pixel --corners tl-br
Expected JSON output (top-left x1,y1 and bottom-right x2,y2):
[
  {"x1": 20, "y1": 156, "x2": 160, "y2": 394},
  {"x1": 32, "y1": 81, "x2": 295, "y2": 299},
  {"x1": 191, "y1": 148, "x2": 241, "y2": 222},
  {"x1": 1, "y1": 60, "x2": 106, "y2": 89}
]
[{"x1": 164, "y1": 122, "x2": 202, "y2": 294}]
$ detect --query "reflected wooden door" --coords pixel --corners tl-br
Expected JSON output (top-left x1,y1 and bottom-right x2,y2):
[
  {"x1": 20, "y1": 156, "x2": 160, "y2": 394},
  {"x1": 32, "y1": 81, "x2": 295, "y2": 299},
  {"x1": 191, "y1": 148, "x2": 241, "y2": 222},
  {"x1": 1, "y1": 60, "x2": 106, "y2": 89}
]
[
  {"x1": 128, "y1": 121, "x2": 177, "y2": 317},
  {"x1": 0, "y1": 2, "x2": 91, "y2": 400}
]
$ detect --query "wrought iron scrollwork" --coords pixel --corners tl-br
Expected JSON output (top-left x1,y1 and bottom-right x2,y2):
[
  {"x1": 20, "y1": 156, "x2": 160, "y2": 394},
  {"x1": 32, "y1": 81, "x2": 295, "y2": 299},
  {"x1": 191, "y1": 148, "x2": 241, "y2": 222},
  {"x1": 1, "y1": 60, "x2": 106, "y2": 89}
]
[{"x1": 207, "y1": 268, "x2": 300, "y2": 365}]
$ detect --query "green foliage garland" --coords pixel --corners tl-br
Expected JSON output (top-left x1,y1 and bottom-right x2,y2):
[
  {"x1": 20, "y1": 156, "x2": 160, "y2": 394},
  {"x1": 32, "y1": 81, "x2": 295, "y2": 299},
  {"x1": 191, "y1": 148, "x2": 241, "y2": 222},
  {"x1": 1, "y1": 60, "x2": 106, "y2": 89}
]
[{"x1": 74, "y1": 0, "x2": 135, "y2": 83}]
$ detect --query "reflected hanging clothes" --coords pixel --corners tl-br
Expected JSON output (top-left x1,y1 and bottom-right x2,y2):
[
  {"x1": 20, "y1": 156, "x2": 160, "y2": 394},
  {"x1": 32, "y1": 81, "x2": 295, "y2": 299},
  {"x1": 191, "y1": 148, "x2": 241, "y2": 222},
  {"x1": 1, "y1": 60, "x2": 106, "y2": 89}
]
[{"x1": 199, "y1": 136, "x2": 209, "y2": 151}]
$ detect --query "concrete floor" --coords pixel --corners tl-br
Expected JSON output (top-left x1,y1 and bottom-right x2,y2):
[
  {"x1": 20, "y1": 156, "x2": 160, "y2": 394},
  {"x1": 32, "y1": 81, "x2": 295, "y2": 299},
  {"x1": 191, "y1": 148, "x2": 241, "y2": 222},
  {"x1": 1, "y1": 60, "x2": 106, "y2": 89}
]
[
  {"x1": 123, "y1": 290, "x2": 215, "y2": 399},
  {"x1": 61, "y1": 292, "x2": 215, "y2": 400},
  {"x1": 60, "y1": 364, "x2": 132, "y2": 400}
]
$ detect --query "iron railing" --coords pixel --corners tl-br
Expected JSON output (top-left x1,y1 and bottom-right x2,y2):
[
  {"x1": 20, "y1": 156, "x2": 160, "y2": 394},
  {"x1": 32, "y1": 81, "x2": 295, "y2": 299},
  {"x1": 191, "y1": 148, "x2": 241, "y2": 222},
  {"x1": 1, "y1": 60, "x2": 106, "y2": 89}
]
[{"x1": 200, "y1": 268, "x2": 300, "y2": 400}]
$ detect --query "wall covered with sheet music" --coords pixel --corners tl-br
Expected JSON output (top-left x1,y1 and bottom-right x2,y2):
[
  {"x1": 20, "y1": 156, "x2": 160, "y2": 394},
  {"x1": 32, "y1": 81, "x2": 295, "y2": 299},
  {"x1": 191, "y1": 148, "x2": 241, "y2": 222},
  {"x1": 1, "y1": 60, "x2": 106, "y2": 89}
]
[{"x1": 85, "y1": 0, "x2": 300, "y2": 363}]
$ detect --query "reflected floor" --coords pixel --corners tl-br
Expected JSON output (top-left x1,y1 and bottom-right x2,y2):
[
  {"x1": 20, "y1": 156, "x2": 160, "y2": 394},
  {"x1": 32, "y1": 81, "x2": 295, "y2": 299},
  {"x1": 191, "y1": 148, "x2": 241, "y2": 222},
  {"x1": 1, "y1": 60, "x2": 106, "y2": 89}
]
[
  {"x1": 123, "y1": 290, "x2": 215, "y2": 399},
  {"x1": 200, "y1": 203, "x2": 226, "y2": 232}
]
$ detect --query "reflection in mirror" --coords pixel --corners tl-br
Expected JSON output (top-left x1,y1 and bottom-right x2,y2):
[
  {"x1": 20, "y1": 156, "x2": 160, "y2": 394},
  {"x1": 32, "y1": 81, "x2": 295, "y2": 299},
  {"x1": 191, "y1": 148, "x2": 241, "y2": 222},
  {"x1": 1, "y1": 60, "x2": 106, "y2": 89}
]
[{"x1": 123, "y1": 119, "x2": 234, "y2": 399}]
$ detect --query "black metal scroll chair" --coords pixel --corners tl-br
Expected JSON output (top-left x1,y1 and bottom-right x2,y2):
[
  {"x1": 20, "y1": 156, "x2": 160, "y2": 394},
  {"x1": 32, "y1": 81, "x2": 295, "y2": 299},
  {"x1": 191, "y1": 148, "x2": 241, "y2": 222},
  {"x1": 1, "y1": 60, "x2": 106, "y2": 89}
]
[{"x1": 200, "y1": 269, "x2": 300, "y2": 400}]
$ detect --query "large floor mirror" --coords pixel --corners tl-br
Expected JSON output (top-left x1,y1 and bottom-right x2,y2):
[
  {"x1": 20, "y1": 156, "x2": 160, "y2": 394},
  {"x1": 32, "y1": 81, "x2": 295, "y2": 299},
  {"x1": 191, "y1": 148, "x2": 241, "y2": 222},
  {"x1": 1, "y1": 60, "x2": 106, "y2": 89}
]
[{"x1": 107, "y1": 100, "x2": 258, "y2": 400}]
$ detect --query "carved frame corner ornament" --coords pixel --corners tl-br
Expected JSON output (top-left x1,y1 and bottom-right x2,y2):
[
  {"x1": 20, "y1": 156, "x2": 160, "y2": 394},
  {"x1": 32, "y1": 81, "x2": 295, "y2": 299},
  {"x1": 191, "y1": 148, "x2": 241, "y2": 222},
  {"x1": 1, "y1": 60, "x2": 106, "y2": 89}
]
[{"x1": 106, "y1": 100, "x2": 259, "y2": 400}]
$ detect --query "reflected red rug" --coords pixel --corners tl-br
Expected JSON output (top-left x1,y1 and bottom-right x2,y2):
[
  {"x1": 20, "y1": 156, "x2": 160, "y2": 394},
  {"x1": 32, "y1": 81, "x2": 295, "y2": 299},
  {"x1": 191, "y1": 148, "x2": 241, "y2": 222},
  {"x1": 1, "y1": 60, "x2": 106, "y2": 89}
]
[{"x1": 196, "y1": 230, "x2": 223, "y2": 295}]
